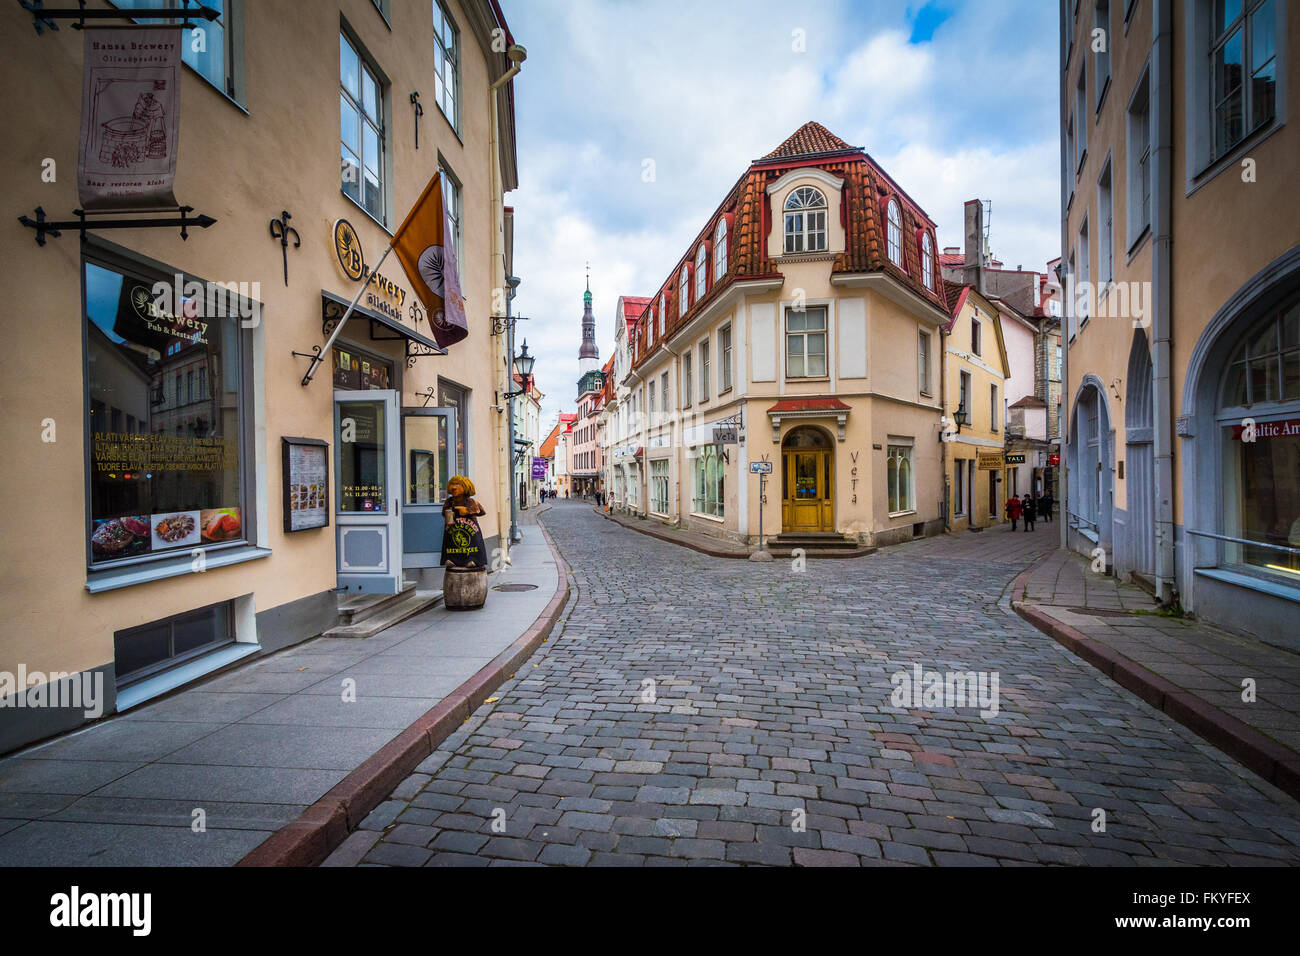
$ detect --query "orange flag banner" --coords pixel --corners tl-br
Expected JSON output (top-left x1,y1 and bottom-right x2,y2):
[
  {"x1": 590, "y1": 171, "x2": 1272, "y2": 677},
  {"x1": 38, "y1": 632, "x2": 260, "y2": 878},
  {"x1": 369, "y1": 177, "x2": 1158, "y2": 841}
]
[{"x1": 391, "y1": 171, "x2": 468, "y2": 349}]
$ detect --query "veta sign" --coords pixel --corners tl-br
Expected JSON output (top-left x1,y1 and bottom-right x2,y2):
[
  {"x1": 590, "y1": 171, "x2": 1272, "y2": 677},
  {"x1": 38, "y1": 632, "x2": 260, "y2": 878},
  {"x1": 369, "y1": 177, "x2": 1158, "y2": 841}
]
[{"x1": 333, "y1": 219, "x2": 408, "y2": 321}]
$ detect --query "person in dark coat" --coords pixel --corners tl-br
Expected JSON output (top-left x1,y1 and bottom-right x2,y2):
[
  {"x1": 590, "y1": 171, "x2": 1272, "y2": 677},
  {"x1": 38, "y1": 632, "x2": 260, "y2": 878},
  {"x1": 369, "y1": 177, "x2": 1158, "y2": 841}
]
[
  {"x1": 1040, "y1": 491, "x2": 1053, "y2": 522},
  {"x1": 1005, "y1": 494, "x2": 1022, "y2": 531},
  {"x1": 1022, "y1": 493, "x2": 1036, "y2": 531}
]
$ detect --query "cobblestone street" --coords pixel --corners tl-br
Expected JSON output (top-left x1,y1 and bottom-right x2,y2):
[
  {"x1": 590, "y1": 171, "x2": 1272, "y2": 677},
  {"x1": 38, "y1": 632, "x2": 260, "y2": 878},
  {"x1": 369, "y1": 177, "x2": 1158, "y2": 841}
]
[{"x1": 352, "y1": 501, "x2": 1300, "y2": 867}]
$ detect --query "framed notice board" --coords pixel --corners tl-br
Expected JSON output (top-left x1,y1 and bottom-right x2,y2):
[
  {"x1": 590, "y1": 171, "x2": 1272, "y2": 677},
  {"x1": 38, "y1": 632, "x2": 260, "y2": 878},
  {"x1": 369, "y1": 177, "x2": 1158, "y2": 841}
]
[{"x1": 282, "y1": 437, "x2": 330, "y2": 532}]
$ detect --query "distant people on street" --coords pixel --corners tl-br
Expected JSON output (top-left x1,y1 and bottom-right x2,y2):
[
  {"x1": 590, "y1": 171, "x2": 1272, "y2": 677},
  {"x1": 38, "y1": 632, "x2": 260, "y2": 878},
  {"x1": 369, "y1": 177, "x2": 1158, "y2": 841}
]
[
  {"x1": 1005, "y1": 494, "x2": 1022, "y2": 531},
  {"x1": 565, "y1": 489, "x2": 569, "y2": 499},
  {"x1": 1039, "y1": 491, "x2": 1053, "y2": 523},
  {"x1": 1022, "y1": 493, "x2": 1036, "y2": 531}
]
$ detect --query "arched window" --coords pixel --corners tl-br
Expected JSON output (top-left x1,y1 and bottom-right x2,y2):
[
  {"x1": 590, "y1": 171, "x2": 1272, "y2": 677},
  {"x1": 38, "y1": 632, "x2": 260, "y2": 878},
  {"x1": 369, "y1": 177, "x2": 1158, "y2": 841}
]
[
  {"x1": 679, "y1": 266, "x2": 690, "y2": 317},
  {"x1": 784, "y1": 187, "x2": 827, "y2": 254},
  {"x1": 714, "y1": 219, "x2": 728, "y2": 279},
  {"x1": 659, "y1": 294, "x2": 666, "y2": 336},
  {"x1": 921, "y1": 233, "x2": 934, "y2": 289},
  {"x1": 696, "y1": 245, "x2": 708, "y2": 300},
  {"x1": 887, "y1": 199, "x2": 903, "y2": 267}
]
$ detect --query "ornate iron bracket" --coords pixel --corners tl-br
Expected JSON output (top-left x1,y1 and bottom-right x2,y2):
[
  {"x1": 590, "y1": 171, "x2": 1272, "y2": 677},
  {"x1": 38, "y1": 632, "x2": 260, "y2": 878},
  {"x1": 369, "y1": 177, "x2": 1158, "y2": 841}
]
[
  {"x1": 415, "y1": 386, "x2": 438, "y2": 408},
  {"x1": 491, "y1": 313, "x2": 530, "y2": 336},
  {"x1": 18, "y1": 205, "x2": 216, "y2": 245},
  {"x1": 408, "y1": 301, "x2": 425, "y2": 326},
  {"x1": 20, "y1": 0, "x2": 220, "y2": 34},
  {"x1": 268, "y1": 210, "x2": 300, "y2": 287},
  {"x1": 410, "y1": 92, "x2": 424, "y2": 149}
]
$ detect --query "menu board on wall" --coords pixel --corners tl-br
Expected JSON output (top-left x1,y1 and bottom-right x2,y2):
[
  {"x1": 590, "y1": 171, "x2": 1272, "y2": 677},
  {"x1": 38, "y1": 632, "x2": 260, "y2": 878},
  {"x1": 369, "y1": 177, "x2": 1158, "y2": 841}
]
[{"x1": 282, "y1": 437, "x2": 330, "y2": 532}]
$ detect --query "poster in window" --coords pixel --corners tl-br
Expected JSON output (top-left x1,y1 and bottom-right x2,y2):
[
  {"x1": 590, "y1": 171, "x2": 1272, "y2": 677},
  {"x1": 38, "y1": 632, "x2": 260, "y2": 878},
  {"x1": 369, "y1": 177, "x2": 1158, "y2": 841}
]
[{"x1": 282, "y1": 437, "x2": 330, "y2": 532}]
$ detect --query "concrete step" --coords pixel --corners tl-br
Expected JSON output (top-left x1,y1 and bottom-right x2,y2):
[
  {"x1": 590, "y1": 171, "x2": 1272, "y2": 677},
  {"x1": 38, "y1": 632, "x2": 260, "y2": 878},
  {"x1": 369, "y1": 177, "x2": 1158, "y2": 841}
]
[
  {"x1": 769, "y1": 535, "x2": 861, "y2": 550},
  {"x1": 763, "y1": 546, "x2": 877, "y2": 560},
  {"x1": 336, "y1": 581, "x2": 417, "y2": 627},
  {"x1": 323, "y1": 588, "x2": 442, "y2": 639}
]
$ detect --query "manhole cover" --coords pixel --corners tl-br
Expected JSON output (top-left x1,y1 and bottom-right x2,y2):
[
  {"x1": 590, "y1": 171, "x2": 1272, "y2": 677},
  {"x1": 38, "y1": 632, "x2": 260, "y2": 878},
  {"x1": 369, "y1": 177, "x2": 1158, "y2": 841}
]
[{"x1": 493, "y1": 584, "x2": 539, "y2": 592}]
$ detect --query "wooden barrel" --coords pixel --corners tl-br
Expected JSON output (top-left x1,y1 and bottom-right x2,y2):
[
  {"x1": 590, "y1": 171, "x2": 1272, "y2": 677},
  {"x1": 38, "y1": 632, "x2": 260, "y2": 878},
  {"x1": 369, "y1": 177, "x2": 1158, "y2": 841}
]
[{"x1": 443, "y1": 566, "x2": 488, "y2": 610}]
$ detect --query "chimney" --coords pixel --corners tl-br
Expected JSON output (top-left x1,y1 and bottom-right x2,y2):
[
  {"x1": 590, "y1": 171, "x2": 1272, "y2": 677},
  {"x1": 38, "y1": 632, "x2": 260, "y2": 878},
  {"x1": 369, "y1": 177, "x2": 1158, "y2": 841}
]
[{"x1": 963, "y1": 199, "x2": 985, "y2": 294}]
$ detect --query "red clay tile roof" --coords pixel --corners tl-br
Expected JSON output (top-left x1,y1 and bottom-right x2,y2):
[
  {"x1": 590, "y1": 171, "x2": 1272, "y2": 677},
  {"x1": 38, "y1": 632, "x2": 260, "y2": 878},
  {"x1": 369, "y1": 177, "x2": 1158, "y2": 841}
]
[
  {"x1": 538, "y1": 423, "x2": 563, "y2": 458},
  {"x1": 759, "y1": 122, "x2": 856, "y2": 162},
  {"x1": 1010, "y1": 396, "x2": 1047, "y2": 408},
  {"x1": 767, "y1": 398, "x2": 852, "y2": 414},
  {"x1": 939, "y1": 253, "x2": 964, "y2": 267}
]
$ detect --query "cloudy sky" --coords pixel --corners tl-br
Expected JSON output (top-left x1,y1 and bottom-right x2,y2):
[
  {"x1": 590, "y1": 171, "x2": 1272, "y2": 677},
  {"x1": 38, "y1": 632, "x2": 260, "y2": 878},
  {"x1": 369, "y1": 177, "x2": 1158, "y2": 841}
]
[{"x1": 504, "y1": 0, "x2": 1061, "y2": 426}]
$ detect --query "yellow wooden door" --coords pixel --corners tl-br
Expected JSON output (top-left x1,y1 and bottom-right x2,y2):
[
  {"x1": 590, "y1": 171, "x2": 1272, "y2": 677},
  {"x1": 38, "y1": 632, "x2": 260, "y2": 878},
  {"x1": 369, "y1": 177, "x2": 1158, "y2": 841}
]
[{"x1": 783, "y1": 450, "x2": 833, "y2": 532}]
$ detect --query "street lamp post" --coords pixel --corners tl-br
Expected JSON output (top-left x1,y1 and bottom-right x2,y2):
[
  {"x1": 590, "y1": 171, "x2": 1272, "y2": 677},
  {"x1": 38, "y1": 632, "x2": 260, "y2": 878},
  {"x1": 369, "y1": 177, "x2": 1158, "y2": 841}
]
[{"x1": 505, "y1": 330, "x2": 534, "y2": 546}]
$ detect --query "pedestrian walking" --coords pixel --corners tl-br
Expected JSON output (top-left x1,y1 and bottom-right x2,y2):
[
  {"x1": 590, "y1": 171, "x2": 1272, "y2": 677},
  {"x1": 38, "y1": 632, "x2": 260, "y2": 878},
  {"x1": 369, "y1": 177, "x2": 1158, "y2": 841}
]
[
  {"x1": 1022, "y1": 493, "x2": 1036, "y2": 531},
  {"x1": 1005, "y1": 494, "x2": 1022, "y2": 531},
  {"x1": 1040, "y1": 491, "x2": 1053, "y2": 523}
]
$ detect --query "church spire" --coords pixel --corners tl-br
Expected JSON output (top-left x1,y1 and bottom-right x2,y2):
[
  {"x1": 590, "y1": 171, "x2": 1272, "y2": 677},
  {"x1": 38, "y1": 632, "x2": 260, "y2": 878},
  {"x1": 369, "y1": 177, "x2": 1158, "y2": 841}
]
[{"x1": 578, "y1": 263, "x2": 599, "y2": 371}]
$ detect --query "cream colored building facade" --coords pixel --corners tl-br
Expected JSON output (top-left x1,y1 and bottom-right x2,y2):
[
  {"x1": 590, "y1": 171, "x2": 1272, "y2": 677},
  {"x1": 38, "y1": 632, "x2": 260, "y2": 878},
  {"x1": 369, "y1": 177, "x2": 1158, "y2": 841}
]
[
  {"x1": 0, "y1": 0, "x2": 522, "y2": 751},
  {"x1": 1061, "y1": 0, "x2": 1300, "y2": 648},
  {"x1": 614, "y1": 124, "x2": 950, "y2": 548}
]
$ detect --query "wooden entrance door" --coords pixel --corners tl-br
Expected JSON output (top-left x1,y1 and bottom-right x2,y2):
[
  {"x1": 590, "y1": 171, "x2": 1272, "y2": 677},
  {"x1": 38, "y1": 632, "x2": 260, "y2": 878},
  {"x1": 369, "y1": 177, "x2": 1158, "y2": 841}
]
[{"x1": 782, "y1": 447, "x2": 834, "y2": 532}]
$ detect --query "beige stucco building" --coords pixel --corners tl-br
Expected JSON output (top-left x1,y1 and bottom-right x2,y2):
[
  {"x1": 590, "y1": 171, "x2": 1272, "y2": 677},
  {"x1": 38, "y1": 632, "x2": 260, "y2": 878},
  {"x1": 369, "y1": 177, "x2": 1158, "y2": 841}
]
[
  {"x1": 611, "y1": 123, "x2": 950, "y2": 549},
  {"x1": 1061, "y1": 0, "x2": 1299, "y2": 649},
  {"x1": 1, "y1": 0, "x2": 522, "y2": 751}
]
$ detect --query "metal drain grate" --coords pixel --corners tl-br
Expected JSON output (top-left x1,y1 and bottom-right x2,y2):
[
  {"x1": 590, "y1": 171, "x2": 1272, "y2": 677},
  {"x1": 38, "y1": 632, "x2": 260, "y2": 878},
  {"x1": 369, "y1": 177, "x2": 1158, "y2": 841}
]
[{"x1": 493, "y1": 583, "x2": 539, "y2": 592}]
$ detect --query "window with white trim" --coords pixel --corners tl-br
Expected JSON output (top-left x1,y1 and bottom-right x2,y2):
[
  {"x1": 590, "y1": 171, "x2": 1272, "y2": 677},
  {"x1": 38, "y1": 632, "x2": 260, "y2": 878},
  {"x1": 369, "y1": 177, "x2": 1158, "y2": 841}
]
[
  {"x1": 886, "y1": 199, "x2": 903, "y2": 266},
  {"x1": 1126, "y1": 67, "x2": 1152, "y2": 245},
  {"x1": 660, "y1": 372, "x2": 669, "y2": 413},
  {"x1": 714, "y1": 219, "x2": 728, "y2": 279},
  {"x1": 1095, "y1": 0, "x2": 1112, "y2": 109},
  {"x1": 117, "y1": 0, "x2": 240, "y2": 100},
  {"x1": 692, "y1": 446, "x2": 724, "y2": 518},
  {"x1": 719, "y1": 324, "x2": 733, "y2": 392},
  {"x1": 679, "y1": 267, "x2": 689, "y2": 317},
  {"x1": 786, "y1": 306, "x2": 827, "y2": 378},
  {"x1": 1075, "y1": 66, "x2": 1088, "y2": 170},
  {"x1": 696, "y1": 245, "x2": 708, "y2": 300},
  {"x1": 700, "y1": 339, "x2": 710, "y2": 402},
  {"x1": 659, "y1": 294, "x2": 666, "y2": 336},
  {"x1": 340, "y1": 32, "x2": 386, "y2": 223},
  {"x1": 784, "y1": 187, "x2": 827, "y2": 254},
  {"x1": 1209, "y1": 0, "x2": 1277, "y2": 160},
  {"x1": 887, "y1": 445, "x2": 914, "y2": 514},
  {"x1": 682, "y1": 351, "x2": 693, "y2": 407},
  {"x1": 918, "y1": 330, "x2": 932, "y2": 395},
  {"x1": 432, "y1": 0, "x2": 460, "y2": 132},
  {"x1": 921, "y1": 233, "x2": 934, "y2": 289},
  {"x1": 650, "y1": 459, "x2": 670, "y2": 515},
  {"x1": 1098, "y1": 160, "x2": 1114, "y2": 286}
]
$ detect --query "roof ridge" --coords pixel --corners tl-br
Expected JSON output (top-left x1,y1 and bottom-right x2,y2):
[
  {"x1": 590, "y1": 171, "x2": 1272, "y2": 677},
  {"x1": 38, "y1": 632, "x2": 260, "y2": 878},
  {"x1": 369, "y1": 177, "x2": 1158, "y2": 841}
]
[{"x1": 759, "y1": 121, "x2": 857, "y2": 161}]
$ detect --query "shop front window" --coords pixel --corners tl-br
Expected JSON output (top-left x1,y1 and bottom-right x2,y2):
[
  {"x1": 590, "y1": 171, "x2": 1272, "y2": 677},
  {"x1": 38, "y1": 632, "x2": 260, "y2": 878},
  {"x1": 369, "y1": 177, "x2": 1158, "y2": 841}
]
[
  {"x1": 439, "y1": 379, "x2": 469, "y2": 476},
  {"x1": 651, "y1": 459, "x2": 669, "y2": 515},
  {"x1": 1220, "y1": 300, "x2": 1300, "y2": 578},
  {"x1": 692, "y1": 446, "x2": 724, "y2": 518},
  {"x1": 85, "y1": 259, "x2": 247, "y2": 567}
]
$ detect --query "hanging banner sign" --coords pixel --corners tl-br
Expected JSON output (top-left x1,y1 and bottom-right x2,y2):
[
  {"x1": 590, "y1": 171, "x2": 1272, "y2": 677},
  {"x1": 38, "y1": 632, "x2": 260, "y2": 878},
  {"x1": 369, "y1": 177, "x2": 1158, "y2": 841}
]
[
  {"x1": 977, "y1": 452, "x2": 1006, "y2": 470},
  {"x1": 531, "y1": 457, "x2": 548, "y2": 480},
  {"x1": 79, "y1": 28, "x2": 182, "y2": 210},
  {"x1": 1004, "y1": 454, "x2": 1027, "y2": 465}
]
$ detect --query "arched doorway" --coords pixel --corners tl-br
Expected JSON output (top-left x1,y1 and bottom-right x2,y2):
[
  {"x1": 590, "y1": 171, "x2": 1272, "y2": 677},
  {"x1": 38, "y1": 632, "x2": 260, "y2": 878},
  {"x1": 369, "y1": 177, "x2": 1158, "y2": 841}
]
[
  {"x1": 781, "y1": 426, "x2": 834, "y2": 532},
  {"x1": 1125, "y1": 330, "x2": 1156, "y2": 579},
  {"x1": 1067, "y1": 377, "x2": 1114, "y2": 562}
]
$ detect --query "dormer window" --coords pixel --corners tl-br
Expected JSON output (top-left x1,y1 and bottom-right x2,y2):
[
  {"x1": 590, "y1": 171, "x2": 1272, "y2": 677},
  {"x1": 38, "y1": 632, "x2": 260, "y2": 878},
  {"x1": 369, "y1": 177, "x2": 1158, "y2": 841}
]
[
  {"x1": 695, "y1": 245, "x2": 708, "y2": 300},
  {"x1": 714, "y1": 219, "x2": 728, "y2": 279},
  {"x1": 887, "y1": 199, "x2": 903, "y2": 267},
  {"x1": 659, "y1": 294, "x2": 666, "y2": 336},
  {"x1": 921, "y1": 232, "x2": 934, "y2": 288},
  {"x1": 784, "y1": 186, "x2": 827, "y2": 254},
  {"x1": 679, "y1": 266, "x2": 690, "y2": 317}
]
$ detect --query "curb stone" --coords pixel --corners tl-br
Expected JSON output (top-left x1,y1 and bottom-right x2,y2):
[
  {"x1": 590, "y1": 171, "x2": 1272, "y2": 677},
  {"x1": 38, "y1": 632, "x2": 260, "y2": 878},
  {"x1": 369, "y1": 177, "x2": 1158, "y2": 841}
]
[{"x1": 236, "y1": 520, "x2": 571, "y2": 867}]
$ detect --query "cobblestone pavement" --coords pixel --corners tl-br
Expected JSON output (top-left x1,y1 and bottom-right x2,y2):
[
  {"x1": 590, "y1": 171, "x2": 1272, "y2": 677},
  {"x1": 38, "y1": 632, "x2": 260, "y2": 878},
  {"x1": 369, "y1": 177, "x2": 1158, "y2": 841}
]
[{"x1": 351, "y1": 501, "x2": 1300, "y2": 867}]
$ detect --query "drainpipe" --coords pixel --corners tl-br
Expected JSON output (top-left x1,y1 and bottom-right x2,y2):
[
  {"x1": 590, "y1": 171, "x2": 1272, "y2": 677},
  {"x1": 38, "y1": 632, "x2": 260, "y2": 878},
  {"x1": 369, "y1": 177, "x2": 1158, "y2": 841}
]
[
  {"x1": 1058, "y1": 17, "x2": 1071, "y2": 555},
  {"x1": 488, "y1": 44, "x2": 526, "y2": 559},
  {"x1": 1152, "y1": 0, "x2": 1176, "y2": 603},
  {"x1": 940, "y1": 323, "x2": 951, "y2": 532}
]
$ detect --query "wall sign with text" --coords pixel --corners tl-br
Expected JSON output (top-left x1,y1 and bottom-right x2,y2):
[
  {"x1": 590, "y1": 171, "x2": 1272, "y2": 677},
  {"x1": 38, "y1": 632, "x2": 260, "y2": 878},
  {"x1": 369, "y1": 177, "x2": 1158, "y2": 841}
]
[{"x1": 282, "y1": 437, "x2": 330, "y2": 532}]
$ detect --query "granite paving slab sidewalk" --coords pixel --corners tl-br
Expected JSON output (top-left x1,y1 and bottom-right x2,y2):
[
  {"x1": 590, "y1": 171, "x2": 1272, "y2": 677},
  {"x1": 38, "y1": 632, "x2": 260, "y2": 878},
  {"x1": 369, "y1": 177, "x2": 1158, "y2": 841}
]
[
  {"x1": 0, "y1": 512, "x2": 558, "y2": 867},
  {"x1": 1016, "y1": 549, "x2": 1300, "y2": 774}
]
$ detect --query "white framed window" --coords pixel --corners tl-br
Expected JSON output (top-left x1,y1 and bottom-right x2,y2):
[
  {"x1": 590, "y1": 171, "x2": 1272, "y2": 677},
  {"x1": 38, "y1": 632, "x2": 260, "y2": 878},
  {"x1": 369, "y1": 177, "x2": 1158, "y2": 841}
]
[
  {"x1": 921, "y1": 233, "x2": 935, "y2": 289},
  {"x1": 118, "y1": 0, "x2": 240, "y2": 100},
  {"x1": 659, "y1": 294, "x2": 666, "y2": 336},
  {"x1": 959, "y1": 371, "x2": 972, "y2": 427},
  {"x1": 700, "y1": 339, "x2": 710, "y2": 402},
  {"x1": 972, "y1": 317, "x2": 983, "y2": 356},
  {"x1": 991, "y1": 384, "x2": 1000, "y2": 433},
  {"x1": 786, "y1": 306, "x2": 827, "y2": 378},
  {"x1": 679, "y1": 267, "x2": 689, "y2": 317},
  {"x1": 954, "y1": 459, "x2": 968, "y2": 517},
  {"x1": 784, "y1": 187, "x2": 827, "y2": 254},
  {"x1": 719, "y1": 324, "x2": 733, "y2": 392},
  {"x1": 682, "y1": 351, "x2": 693, "y2": 407},
  {"x1": 692, "y1": 446, "x2": 725, "y2": 518},
  {"x1": 1209, "y1": 0, "x2": 1277, "y2": 161},
  {"x1": 439, "y1": 160, "x2": 463, "y2": 289},
  {"x1": 1067, "y1": 250, "x2": 1078, "y2": 339},
  {"x1": 887, "y1": 444, "x2": 914, "y2": 515},
  {"x1": 886, "y1": 199, "x2": 903, "y2": 267},
  {"x1": 651, "y1": 459, "x2": 670, "y2": 515},
  {"x1": 1078, "y1": 216, "x2": 1091, "y2": 324},
  {"x1": 696, "y1": 245, "x2": 708, "y2": 300},
  {"x1": 1098, "y1": 159, "x2": 1114, "y2": 286},
  {"x1": 918, "y1": 330, "x2": 932, "y2": 395},
  {"x1": 1095, "y1": 0, "x2": 1112, "y2": 110},
  {"x1": 648, "y1": 381, "x2": 656, "y2": 425},
  {"x1": 1126, "y1": 67, "x2": 1152, "y2": 246},
  {"x1": 341, "y1": 32, "x2": 386, "y2": 223},
  {"x1": 432, "y1": 0, "x2": 460, "y2": 132},
  {"x1": 1066, "y1": 115, "x2": 1076, "y2": 200},
  {"x1": 1075, "y1": 65, "x2": 1088, "y2": 171},
  {"x1": 714, "y1": 219, "x2": 728, "y2": 279},
  {"x1": 660, "y1": 372, "x2": 669, "y2": 413}
]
